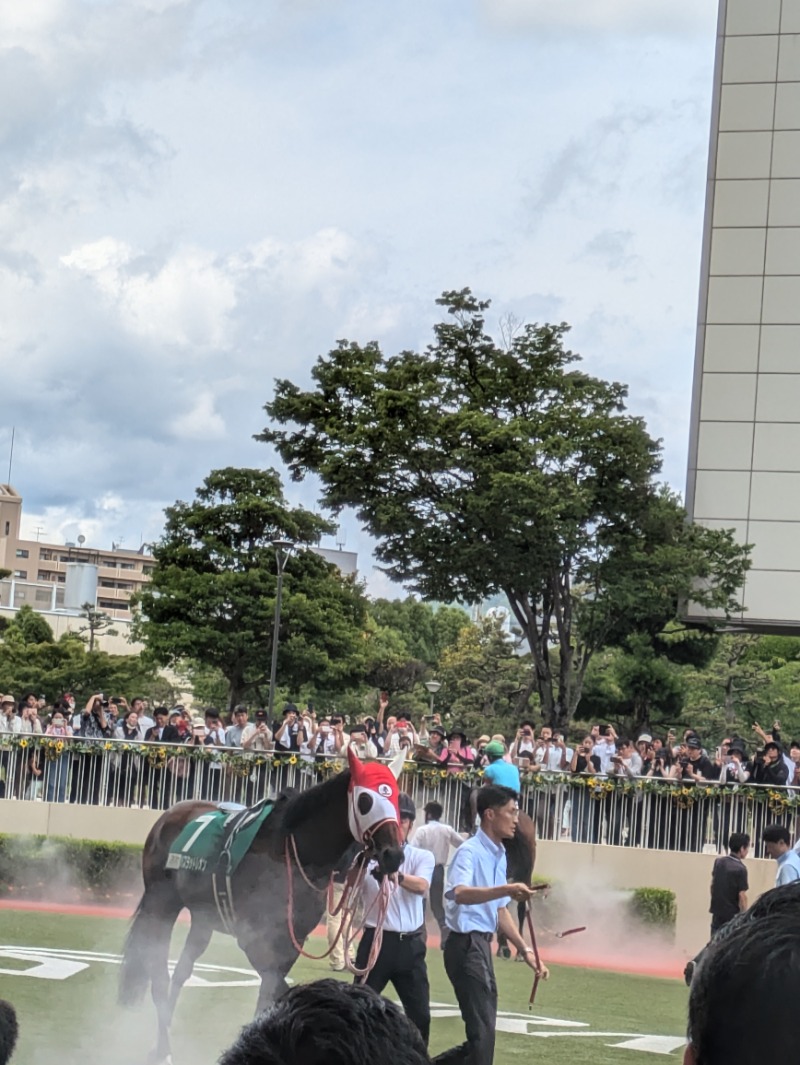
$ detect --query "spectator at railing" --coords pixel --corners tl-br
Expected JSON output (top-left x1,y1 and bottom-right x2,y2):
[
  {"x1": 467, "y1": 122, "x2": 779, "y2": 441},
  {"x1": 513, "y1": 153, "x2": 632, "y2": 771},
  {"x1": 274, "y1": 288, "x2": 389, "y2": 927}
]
[
  {"x1": 569, "y1": 734, "x2": 603, "y2": 843},
  {"x1": 425, "y1": 725, "x2": 448, "y2": 765},
  {"x1": 274, "y1": 703, "x2": 308, "y2": 752},
  {"x1": 226, "y1": 706, "x2": 250, "y2": 748},
  {"x1": 443, "y1": 729, "x2": 475, "y2": 774},
  {"x1": 310, "y1": 715, "x2": 344, "y2": 759},
  {"x1": 348, "y1": 722, "x2": 377, "y2": 760},
  {"x1": 749, "y1": 742, "x2": 789, "y2": 787},
  {"x1": 509, "y1": 721, "x2": 536, "y2": 767},
  {"x1": 143, "y1": 708, "x2": 180, "y2": 744},
  {"x1": 591, "y1": 724, "x2": 618, "y2": 774},
  {"x1": 241, "y1": 709, "x2": 273, "y2": 753}
]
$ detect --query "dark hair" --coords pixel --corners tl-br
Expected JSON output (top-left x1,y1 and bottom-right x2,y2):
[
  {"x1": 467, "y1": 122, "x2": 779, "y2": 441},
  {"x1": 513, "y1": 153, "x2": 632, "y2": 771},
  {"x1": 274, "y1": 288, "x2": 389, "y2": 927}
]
[
  {"x1": 477, "y1": 785, "x2": 518, "y2": 817},
  {"x1": 763, "y1": 824, "x2": 791, "y2": 846},
  {"x1": 519, "y1": 720, "x2": 535, "y2": 730},
  {"x1": 0, "y1": 1000, "x2": 18, "y2": 1065},
  {"x1": 687, "y1": 884, "x2": 800, "y2": 1064},
  {"x1": 424, "y1": 801, "x2": 443, "y2": 820},
  {"x1": 728, "y1": 832, "x2": 750, "y2": 854},
  {"x1": 218, "y1": 979, "x2": 430, "y2": 1065}
]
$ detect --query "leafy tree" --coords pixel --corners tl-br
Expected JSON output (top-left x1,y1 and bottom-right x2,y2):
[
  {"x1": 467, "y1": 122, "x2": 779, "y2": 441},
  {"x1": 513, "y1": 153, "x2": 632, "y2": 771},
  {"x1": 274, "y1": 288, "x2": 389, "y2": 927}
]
[
  {"x1": 261, "y1": 288, "x2": 749, "y2": 727},
  {"x1": 8, "y1": 604, "x2": 54, "y2": 645},
  {"x1": 133, "y1": 467, "x2": 370, "y2": 709},
  {"x1": 0, "y1": 627, "x2": 169, "y2": 704},
  {"x1": 438, "y1": 616, "x2": 535, "y2": 736},
  {"x1": 368, "y1": 598, "x2": 468, "y2": 667},
  {"x1": 78, "y1": 602, "x2": 119, "y2": 652}
]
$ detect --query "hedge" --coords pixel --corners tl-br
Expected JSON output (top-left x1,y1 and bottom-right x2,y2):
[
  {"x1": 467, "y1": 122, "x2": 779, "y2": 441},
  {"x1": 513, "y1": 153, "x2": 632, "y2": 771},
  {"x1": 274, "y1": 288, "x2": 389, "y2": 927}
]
[
  {"x1": 627, "y1": 886, "x2": 677, "y2": 930},
  {"x1": 0, "y1": 834, "x2": 142, "y2": 900}
]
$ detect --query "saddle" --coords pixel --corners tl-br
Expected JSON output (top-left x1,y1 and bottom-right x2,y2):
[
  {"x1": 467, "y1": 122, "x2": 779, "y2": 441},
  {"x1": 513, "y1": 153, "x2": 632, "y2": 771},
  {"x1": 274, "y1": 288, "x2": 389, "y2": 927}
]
[{"x1": 166, "y1": 799, "x2": 274, "y2": 932}]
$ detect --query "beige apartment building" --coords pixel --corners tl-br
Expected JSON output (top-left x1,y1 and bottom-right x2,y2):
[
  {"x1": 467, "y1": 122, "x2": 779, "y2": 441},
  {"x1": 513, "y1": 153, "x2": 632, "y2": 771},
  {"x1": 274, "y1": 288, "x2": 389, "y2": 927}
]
[{"x1": 0, "y1": 484, "x2": 153, "y2": 619}]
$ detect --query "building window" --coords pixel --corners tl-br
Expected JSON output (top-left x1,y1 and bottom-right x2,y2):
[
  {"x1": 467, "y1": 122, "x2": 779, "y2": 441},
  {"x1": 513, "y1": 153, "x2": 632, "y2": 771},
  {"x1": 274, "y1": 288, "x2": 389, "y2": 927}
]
[
  {"x1": 35, "y1": 589, "x2": 51, "y2": 603},
  {"x1": 13, "y1": 570, "x2": 27, "y2": 579},
  {"x1": 3, "y1": 522, "x2": 8, "y2": 536},
  {"x1": 15, "y1": 548, "x2": 29, "y2": 558},
  {"x1": 37, "y1": 571, "x2": 51, "y2": 581}
]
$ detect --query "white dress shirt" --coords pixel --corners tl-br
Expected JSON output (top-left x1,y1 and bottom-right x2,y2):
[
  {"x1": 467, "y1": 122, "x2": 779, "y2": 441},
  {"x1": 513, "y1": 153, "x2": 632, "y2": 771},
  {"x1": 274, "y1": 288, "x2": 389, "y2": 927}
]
[
  {"x1": 412, "y1": 819, "x2": 464, "y2": 866},
  {"x1": 361, "y1": 844, "x2": 434, "y2": 932}
]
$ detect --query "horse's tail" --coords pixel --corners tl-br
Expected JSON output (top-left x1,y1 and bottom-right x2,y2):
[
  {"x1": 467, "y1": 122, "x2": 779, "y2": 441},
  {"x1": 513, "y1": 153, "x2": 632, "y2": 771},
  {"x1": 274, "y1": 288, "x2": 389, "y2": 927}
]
[{"x1": 118, "y1": 896, "x2": 154, "y2": 1006}]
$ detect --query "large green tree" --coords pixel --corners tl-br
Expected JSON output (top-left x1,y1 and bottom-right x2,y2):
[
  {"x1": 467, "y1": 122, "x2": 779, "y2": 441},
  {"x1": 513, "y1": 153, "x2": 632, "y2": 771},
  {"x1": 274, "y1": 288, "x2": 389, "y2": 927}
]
[
  {"x1": 261, "y1": 289, "x2": 749, "y2": 727},
  {"x1": 133, "y1": 467, "x2": 370, "y2": 709}
]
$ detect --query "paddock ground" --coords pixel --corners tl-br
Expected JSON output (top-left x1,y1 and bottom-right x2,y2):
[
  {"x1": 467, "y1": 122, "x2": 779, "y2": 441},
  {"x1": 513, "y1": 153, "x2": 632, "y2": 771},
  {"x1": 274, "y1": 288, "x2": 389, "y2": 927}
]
[{"x1": 0, "y1": 907, "x2": 687, "y2": 1065}]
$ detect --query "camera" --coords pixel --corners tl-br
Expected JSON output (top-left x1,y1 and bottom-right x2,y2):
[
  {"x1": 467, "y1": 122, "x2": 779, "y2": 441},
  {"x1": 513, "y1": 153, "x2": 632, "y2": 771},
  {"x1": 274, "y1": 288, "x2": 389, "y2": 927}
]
[{"x1": 679, "y1": 757, "x2": 690, "y2": 768}]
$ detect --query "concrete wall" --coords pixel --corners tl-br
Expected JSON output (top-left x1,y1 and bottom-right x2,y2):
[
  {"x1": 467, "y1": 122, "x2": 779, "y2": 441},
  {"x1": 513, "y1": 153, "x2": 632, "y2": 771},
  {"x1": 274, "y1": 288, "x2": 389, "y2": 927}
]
[
  {"x1": 0, "y1": 801, "x2": 778, "y2": 956},
  {"x1": 535, "y1": 838, "x2": 775, "y2": 956}
]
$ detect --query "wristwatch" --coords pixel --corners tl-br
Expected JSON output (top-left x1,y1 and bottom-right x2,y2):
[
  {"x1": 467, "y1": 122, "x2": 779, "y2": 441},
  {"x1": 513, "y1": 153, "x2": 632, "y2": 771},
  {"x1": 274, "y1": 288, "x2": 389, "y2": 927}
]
[{"x1": 398, "y1": 873, "x2": 405, "y2": 885}]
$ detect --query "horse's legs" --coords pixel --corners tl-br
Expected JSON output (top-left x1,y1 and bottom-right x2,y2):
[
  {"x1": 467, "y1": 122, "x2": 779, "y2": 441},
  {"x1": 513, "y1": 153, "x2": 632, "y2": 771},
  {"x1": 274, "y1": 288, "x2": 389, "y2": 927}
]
[
  {"x1": 167, "y1": 918, "x2": 214, "y2": 1023},
  {"x1": 239, "y1": 936, "x2": 295, "y2": 1015},
  {"x1": 149, "y1": 912, "x2": 180, "y2": 1065}
]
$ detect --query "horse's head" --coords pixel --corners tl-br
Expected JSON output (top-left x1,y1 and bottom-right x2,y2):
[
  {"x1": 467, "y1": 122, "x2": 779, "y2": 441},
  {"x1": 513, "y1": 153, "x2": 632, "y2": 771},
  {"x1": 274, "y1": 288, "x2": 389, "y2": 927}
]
[{"x1": 347, "y1": 748, "x2": 405, "y2": 875}]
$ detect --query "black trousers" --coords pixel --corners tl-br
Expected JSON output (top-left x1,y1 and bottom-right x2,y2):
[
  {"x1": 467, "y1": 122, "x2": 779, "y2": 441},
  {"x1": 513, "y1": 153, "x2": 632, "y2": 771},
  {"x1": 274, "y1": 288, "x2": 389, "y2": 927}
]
[
  {"x1": 355, "y1": 928, "x2": 430, "y2": 1045},
  {"x1": 436, "y1": 931, "x2": 497, "y2": 1065}
]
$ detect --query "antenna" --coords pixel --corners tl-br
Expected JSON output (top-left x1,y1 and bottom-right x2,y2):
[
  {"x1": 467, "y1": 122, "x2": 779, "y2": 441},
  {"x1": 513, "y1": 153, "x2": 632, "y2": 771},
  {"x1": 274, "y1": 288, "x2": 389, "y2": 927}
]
[
  {"x1": 6, "y1": 426, "x2": 14, "y2": 485},
  {"x1": 335, "y1": 525, "x2": 347, "y2": 552},
  {"x1": 33, "y1": 525, "x2": 45, "y2": 542},
  {"x1": 77, "y1": 534, "x2": 86, "y2": 546}
]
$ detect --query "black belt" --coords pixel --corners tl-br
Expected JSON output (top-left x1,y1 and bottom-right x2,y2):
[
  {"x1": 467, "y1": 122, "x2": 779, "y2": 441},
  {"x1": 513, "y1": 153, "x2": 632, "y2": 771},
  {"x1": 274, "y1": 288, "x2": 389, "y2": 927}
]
[
  {"x1": 366, "y1": 928, "x2": 424, "y2": 941},
  {"x1": 448, "y1": 930, "x2": 493, "y2": 942}
]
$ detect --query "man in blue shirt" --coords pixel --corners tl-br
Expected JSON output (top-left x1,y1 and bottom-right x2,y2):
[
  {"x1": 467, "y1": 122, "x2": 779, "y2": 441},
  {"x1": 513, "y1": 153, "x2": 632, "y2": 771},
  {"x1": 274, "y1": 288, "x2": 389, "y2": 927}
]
[
  {"x1": 437, "y1": 785, "x2": 548, "y2": 1065},
  {"x1": 763, "y1": 823, "x2": 800, "y2": 886},
  {"x1": 481, "y1": 742, "x2": 521, "y2": 792}
]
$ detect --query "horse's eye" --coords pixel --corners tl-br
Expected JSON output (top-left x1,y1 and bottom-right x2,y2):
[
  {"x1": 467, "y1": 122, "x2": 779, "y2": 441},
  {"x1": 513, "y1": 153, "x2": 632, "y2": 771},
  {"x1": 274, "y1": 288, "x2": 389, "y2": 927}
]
[{"x1": 357, "y1": 793, "x2": 374, "y2": 815}]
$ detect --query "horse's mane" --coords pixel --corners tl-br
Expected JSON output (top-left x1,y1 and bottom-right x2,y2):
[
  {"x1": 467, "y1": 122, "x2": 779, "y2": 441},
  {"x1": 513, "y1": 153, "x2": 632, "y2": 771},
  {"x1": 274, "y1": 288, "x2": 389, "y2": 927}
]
[{"x1": 277, "y1": 768, "x2": 351, "y2": 835}]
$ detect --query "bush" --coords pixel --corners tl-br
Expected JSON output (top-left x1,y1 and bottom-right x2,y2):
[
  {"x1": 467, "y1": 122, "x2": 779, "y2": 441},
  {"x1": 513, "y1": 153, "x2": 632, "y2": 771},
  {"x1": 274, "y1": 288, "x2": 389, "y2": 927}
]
[
  {"x1": 627, "y1": 886, "x2": 677, "y2": 929},
  {"x1": 0, "y1": 834, "x2": 141, "y2": 901}
]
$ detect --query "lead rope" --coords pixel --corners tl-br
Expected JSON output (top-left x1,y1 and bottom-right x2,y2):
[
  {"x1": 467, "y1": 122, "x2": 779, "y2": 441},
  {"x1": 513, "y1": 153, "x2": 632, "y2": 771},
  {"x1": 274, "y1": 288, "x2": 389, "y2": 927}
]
[{"x1": 284, "y1": 835, "x2": 390, "y2": 978}]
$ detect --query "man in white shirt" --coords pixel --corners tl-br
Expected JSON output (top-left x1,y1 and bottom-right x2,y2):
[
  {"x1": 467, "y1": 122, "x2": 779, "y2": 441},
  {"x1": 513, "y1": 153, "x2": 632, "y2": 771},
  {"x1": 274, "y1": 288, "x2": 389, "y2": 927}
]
[
  {"x1": 355, "y1": 793, "x2": 434, "y2": 1046},
  {"x1": 412, "y1": 801, "x2": 464, "y2": 944}
]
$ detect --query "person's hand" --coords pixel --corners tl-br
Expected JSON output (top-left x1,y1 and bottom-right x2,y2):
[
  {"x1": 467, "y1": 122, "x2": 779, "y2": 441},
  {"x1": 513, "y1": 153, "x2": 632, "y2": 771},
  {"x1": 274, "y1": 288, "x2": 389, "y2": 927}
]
[
  {"x1": 774, "y1": 719, "x2": 781, "y2": 732},
  {"x1": 508, "y1": 882, "x2": 534, "y2": 902}
]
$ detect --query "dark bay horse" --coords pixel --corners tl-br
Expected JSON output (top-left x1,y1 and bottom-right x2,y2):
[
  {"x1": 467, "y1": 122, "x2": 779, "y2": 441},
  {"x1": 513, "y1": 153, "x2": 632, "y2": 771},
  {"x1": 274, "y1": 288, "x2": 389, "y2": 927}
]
[{"x1": 119, "y1": 762, "x2": 404, "y2": 1065}]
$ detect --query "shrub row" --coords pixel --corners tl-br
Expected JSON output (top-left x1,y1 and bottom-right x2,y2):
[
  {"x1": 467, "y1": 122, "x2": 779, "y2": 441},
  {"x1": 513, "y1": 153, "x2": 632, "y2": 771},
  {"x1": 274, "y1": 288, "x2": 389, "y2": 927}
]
[{"x1": 0, "y1": 834, "x2": 142, "y2": 901}]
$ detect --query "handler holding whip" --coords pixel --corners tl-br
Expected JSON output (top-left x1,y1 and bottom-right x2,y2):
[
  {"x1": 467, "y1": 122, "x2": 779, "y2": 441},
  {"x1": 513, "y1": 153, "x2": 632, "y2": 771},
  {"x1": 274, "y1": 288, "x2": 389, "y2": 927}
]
[{"x1": 436, "y1": 785, "x2": 548, "y2": 1065}]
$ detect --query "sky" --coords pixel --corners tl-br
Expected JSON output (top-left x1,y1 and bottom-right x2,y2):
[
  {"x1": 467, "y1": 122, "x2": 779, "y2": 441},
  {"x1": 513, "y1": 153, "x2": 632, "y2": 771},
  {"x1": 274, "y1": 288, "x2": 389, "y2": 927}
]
[{"x1": 0, "y1": 0, "x2": 721, "y2": 596}]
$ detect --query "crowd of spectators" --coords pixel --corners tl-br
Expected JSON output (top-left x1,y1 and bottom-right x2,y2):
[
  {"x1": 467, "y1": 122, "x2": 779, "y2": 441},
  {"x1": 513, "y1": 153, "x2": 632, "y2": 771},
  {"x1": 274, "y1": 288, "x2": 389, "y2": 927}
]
[{"x1": 1, "y1": 689, "x2": 798, "y2": 838}]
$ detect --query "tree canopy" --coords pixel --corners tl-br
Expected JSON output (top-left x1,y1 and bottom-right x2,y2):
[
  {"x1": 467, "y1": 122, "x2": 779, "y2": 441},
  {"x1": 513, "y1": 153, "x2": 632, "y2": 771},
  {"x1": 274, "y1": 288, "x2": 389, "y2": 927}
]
[
  {"x1": 133, "y1": 466, "x2": 370, "y2": 709},
  {"x1": 261, "y1": 288, "x2": 749, "y2": 726}
]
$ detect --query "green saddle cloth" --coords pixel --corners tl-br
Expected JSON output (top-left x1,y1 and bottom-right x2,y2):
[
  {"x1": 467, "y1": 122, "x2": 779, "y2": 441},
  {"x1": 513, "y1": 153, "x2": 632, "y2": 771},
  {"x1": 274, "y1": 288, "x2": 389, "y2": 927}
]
[{"x1": 166, "y1": 799, "x2": 273, "y2": 875}]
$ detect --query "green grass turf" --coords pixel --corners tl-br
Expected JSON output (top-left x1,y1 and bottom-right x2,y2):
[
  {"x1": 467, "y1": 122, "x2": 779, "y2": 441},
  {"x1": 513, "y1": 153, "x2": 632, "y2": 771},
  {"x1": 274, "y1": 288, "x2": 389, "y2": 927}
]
[{"x1": 0, "y1": 909, "x2": 687, "y2": 1065}]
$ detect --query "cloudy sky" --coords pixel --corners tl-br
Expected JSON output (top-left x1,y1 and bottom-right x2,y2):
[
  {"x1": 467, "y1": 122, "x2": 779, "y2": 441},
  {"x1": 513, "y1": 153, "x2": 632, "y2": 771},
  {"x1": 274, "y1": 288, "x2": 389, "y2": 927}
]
[{"x1": 1, "y1": 0, "x2": 720, "y2": 594}]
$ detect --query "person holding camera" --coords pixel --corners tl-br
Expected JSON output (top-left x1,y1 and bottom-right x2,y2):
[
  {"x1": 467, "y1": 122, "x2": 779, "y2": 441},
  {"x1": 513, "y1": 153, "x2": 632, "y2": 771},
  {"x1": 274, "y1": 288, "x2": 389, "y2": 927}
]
[
  {"x1": 274, "y1": 703, "x2": 308, "y2": 752},
  {"x1": 569, "y1": 735, "x2": 602, "y2": 843},
  {"x1": 311, "y1": 715, "x2": 344, "y2": 759},
  {"x1": 73, "y1": 695, "x2": 113, "y2": 804}
]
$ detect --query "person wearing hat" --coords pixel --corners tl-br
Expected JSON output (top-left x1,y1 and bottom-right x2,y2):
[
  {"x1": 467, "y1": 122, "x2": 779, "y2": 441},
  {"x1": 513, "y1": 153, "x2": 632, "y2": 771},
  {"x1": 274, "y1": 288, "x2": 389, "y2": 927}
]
[
  {"x1": 413, "y1": 801, "x2": 464, "y2": 945},
  {"x1": 445, "y1": 729, "x2": 476, "y2": 774},
  {"x1": 427, "y1": 723, "x2": 448, "y2": 764},
  {"x1": 274, "y1": 703, "x2": 307, "y2": 753},
  {"x1": 481, "y1": 741, "x2": 520, "y2": 793},
  {"x1": 354, "y1": 792, "x2": 434, "y2": 1046}
]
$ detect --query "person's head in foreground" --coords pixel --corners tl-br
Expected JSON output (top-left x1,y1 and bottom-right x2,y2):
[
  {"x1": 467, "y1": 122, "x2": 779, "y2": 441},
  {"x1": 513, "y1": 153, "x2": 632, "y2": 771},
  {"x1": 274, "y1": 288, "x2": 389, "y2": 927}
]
[
  {"x1": 218, "y1": 979, "x2": 430, "y2": 1065},
  {"x1": 0, "y1": 1000, "x2": 18, "y2": 1065},
  {"x1": 685, "y1": 882, "x2": 800, "y2": 1065}
]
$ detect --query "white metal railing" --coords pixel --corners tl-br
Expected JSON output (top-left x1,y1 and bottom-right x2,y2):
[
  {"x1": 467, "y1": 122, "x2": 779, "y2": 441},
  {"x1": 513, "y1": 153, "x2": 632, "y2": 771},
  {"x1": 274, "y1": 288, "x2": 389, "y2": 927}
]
[{"x1": 0, "y1": 736, "x2": 795, "y2": 857}]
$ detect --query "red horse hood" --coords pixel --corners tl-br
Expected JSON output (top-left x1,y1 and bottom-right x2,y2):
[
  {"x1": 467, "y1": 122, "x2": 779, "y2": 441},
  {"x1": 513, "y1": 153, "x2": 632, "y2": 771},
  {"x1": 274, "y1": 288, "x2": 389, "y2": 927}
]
[{"x1": 347, "y1": 747, "x2": 404, "y2": 842}]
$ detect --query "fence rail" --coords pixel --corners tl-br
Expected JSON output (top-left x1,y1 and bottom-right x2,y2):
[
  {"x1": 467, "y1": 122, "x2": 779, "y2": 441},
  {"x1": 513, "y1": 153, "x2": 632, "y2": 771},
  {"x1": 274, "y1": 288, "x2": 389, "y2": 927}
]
[{"x1": 0, "y1": 736, "x2": 795, "y2": 858}]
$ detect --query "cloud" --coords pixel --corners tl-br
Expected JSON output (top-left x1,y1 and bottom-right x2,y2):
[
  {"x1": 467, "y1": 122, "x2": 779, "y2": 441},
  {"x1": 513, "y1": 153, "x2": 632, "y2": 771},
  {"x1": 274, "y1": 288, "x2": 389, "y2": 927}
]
[
  {"x1": 171, "y1": 391, "x2": 227, "y2": 441},
  {"x1": 481, "y1": 0, "x2": 712, "y2": 35},
  {"x1": 62, "y1": 238, "x2": 238, "y2": 350}
]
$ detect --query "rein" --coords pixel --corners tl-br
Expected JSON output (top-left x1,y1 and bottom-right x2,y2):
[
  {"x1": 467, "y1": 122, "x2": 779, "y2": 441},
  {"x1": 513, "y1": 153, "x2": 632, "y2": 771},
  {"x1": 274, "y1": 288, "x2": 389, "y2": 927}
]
[{"x1": 284, "y1": 834, "x2": 391, "y2": 977}]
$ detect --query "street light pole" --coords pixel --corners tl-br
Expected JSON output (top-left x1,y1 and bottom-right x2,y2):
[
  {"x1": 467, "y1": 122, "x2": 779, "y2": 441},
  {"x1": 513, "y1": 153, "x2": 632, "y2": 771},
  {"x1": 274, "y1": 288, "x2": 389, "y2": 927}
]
[
  {"x1": 424, "y1": 679, "x2": 442, "y2": 718},
  {"x1": 268, "y1": 539, "x2": 295, "y2": 720}
]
